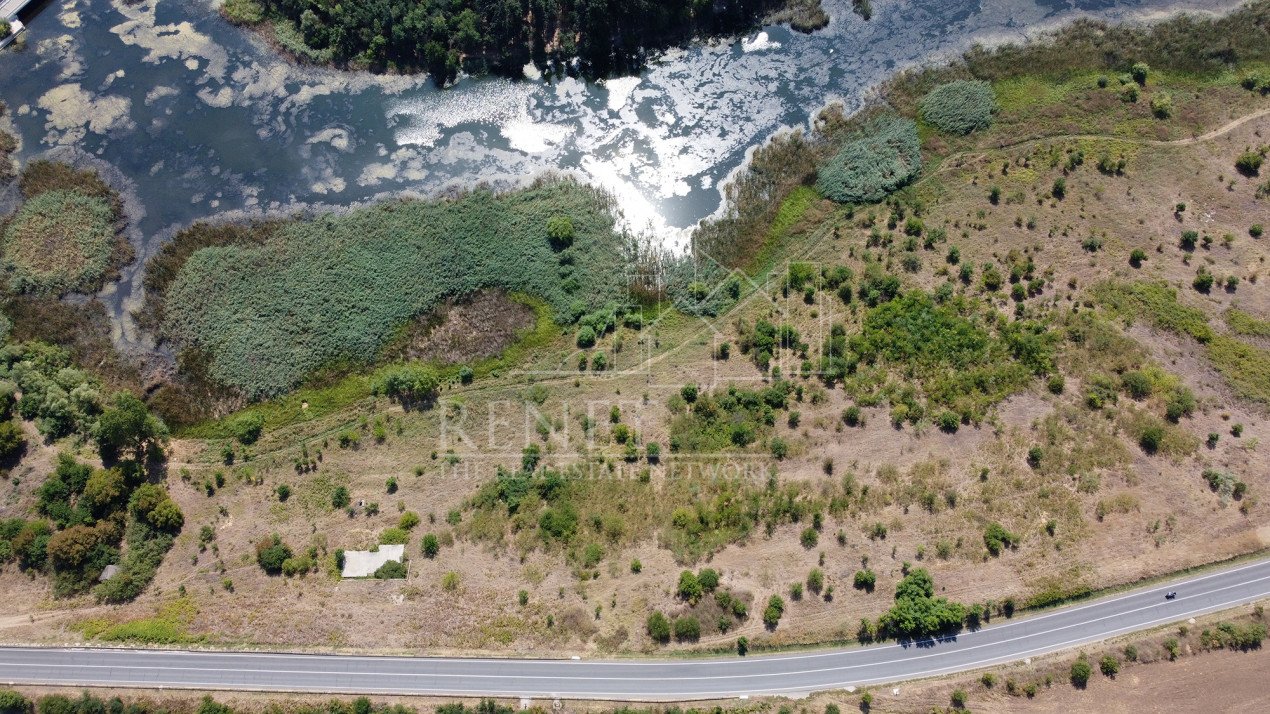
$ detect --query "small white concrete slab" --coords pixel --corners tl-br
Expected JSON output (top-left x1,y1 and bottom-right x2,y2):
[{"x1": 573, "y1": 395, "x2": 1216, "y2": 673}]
[{"x1": 341, "y1": 544, "x2": 405, "y2": 578}]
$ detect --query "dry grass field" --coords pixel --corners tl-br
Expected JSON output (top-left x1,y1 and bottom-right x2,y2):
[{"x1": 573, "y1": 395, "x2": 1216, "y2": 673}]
[{"x1": 1, "y1": 8, "x2": 1270, "y2": 670}]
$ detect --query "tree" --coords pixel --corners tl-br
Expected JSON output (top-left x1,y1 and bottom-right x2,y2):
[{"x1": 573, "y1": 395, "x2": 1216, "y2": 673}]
[
  {"x1": 95, "y1": 392, "x2": 166, "y2": 460},
  {"x1": 373, "y1": 364, "x2": 440, "y2": 404},
  {"x1": 1070, "y1": 655, "x2": 1092, "y2": 687},
  {"x1": 0, "y1": 421, "x2": 24, "y2": 463},
  {"x1": 255, "y1": 534, "x2": 292, "y2": 575},
  {"x1": 81, "y1": 467, "x2": 125, "y2": 516},
  {"x1": 46, "y1": 524, "x2": 106, "y2": 570},
  {"x1": 332, "y1": 486, "x2": 351, "y2": 509},
  {"x1": 1099, "y1": 654, "x2": 1119, "y2": 677},
  {"x1": 647, "y1": 611, "x2": 671, "y2": 643},
  {"x1": 1129, "y1": 248, "x2": 1147, "y2": 267},
  {"x1": 879, "y1": 569, "x2": 966, "y2": 639},
  {"x1": 128, "y1": 484, "x2": 183, "y2": 532},
  {"x1": 546, "y1": 216, "x2": 575, "y2": 249}
]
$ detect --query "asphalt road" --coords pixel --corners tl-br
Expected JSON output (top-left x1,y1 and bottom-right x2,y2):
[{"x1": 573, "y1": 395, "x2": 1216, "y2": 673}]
[{"x1": 4, "y1": 558, "x2": 1270, "y2": 700}]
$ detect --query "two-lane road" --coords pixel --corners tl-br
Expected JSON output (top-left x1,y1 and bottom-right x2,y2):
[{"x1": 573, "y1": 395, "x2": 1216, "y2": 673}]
[{"x1": 4, "y1": 558, "x2": 1270, "y2": 700}]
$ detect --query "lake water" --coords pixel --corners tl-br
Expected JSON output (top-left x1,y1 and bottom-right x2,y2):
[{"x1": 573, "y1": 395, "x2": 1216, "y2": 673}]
[{"x1": 0, "y1": 0, "x2": 1238, "y2": 349}]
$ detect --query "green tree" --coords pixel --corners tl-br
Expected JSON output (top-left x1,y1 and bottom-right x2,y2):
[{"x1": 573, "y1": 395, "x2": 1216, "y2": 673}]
[
  {"x1": 0, "y1": 421, "x2": 25, "y2": 463},
  {"x1": 546, "y1": 215, "x2": 575, "y2": 249},
  {"x1": 95, "y1": 392, "x2": 166, "y2": 460},
  {"x1": 879, "y1": 568, "x2": 966, "y2": 639},
  {"x1": 255, "y1": 534, "x2": 292, "y2": 575}
]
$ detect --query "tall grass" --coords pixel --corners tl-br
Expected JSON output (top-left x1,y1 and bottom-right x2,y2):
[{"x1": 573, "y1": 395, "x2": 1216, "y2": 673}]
[{"x1": 162, "y1": 179, "x2": 628, "y2": 398}]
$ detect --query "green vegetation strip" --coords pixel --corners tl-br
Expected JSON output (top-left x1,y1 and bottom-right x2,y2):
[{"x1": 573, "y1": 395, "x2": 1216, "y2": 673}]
[
  {"x1": 163, "y1": 180, "x2": 626, "y2": 399},
  {"x1": 1094, "y1": 281, "x2": 1270, "y2": 404}
]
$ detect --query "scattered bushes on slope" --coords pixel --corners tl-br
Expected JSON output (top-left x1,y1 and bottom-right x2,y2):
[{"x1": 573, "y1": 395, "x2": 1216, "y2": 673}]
[
  {"x1": 815, "y1": 116, "x2": 922, "y2": 204},
  {"x1": 918, "y1": 80, "x2": 996, "y2": 135}
]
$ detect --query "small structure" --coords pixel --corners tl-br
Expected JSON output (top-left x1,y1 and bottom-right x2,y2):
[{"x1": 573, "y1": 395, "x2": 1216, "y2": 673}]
[
  {"x1": 340, "y1": 544, "x2": 404, "y2": 578},
  {"x1": 1, "y1": 0, "x2": 31, "y2": 51}
]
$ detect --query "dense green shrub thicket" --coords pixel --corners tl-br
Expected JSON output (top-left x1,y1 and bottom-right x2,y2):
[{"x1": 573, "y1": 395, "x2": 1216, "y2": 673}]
[
  {"x1": 668, "y1": 382, "x2": 792, "y2": 454},
  {"x1": 17, "y1": 453, "x2": 182, "y2": 600},
  {"x1": 850, "y1": 291, "x2": 1053, "y2": 423},
  {"x1": 815, "y1": 116, "x2": 922, "y2": 204},
  {"x1": 1, "y1": 192, "x2": 118, "y2": 296},
  {"x1": 0, "y1": 330, "x2": 177, "y2": 602},
  {"x1": 240, "y1": 0, "x2": 795, "y2": 83},
  {"x1": 918, "y1": 80, "x2": 996, "y2": 135},
  {"x1": 162, "y1": 180, "x2": 628, "y2": 397}
]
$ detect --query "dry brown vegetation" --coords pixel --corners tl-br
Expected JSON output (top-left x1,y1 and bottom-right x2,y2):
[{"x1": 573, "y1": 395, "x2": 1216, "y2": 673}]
[{"x1": 1, "y1": 4, "x2": 1270, "y2": 672}]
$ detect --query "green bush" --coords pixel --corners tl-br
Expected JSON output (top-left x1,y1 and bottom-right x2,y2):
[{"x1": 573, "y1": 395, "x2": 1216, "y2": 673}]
[
  {"x1": 220, "y1": 0, "x2": 265, "y2": 24},
  {"x1": 255, "y1": 534, "x2": 292, "y2": 574},
  {"x1": 1, "y1": 191, "x2": 121, "y2": 296},
  {"x1": 162, "y1": 180, "x2": 626, "y2": 397},
  {"x1": 1070, "y1": 656, "x2": 1092, "y2": 687},
  {"x1": 373, "y1": 560, "x2": 407, "y2": 579},
  {"x1": 0, "y1": 420, "x2": 25, "y2": 463},
  {"x1": 673, "y1": 616, "x2": 701, "y2": 641},
  {"x1": 230, "y1": 412, "x2": 264, "y2": 444},
  {"x1": 763, "y1": 594, "x2": 785, "y2": 628},
  {"x1": 421, "y1": 533, "x2": 440, "y2": 558},
  {"x1": 919, "y1": 80, "x2": 996, "y2": 135},
  {"x1": 373, "y1": 364, "x2": 440, "y2": 404},
  {"x1": 1235, "y1": 150, "x2": 1263, "y2": 176},
  {"x1": 0, "y1": 689, "x2": 30, "y2": 714},
  {"x1": 379, "y1": 527, "x2": 409, "y2": 545},
  {"x1": 647, "y1": 611, "x2": 671, "y2": 643},
  {"x1": 853, "y1": 569, "x2": 876, "y2": 591},
  {"x1": 816, "y1": 116, "x2": 922, "y2": 203},
  {"x1": 983, "y1": 522, "x2": 1018, "y2": 555}
]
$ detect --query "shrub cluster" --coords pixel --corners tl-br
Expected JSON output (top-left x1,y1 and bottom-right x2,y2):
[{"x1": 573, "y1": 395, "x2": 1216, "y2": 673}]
[
  {"x1": 918, "y1": 80, "x2": 996, "y2": 135},
  {"x1": 816, "y1": 116, "x2": 922, "y2": 204}
]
